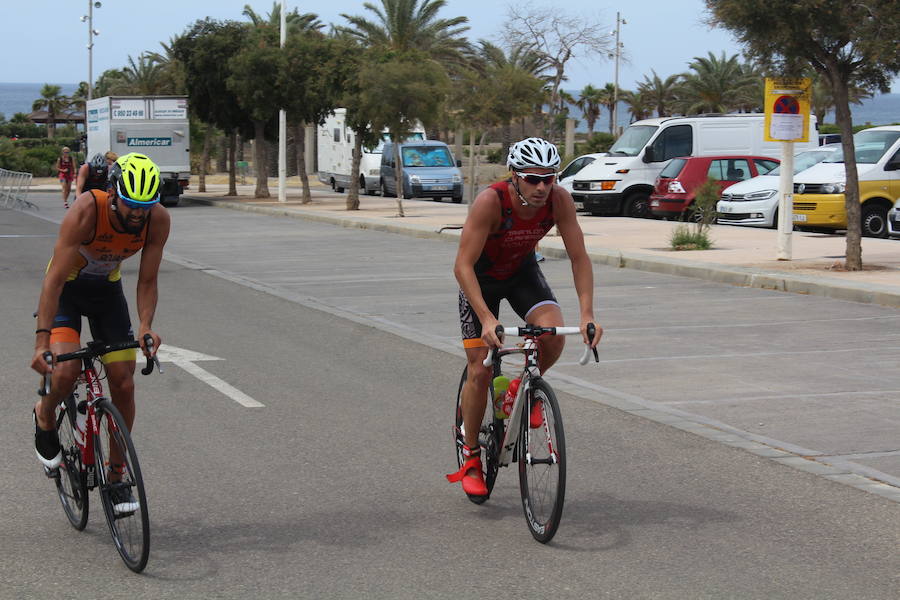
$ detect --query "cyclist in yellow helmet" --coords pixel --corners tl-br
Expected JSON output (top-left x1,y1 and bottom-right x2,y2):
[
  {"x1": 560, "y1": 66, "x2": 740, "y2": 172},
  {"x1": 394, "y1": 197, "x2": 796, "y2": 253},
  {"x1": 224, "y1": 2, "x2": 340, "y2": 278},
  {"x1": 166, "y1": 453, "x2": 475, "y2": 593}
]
[{"x1": 31, "y1": 153, "x2": 171, "y2": 513}]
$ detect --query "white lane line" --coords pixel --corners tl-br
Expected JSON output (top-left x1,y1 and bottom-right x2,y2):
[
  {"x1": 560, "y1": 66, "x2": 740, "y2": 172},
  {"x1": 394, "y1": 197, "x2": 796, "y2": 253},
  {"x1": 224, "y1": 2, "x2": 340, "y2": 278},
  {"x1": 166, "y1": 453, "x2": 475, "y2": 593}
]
[{"x1": 157, "y1": 345, "x2": 264, "y2": 408}]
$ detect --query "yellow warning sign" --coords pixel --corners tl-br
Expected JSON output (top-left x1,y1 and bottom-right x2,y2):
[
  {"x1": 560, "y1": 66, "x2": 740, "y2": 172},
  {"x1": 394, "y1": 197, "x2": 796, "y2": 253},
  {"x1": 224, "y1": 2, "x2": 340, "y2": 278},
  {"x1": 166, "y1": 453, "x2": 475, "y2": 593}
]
[{"x1": 764, "y1": 78, "x2": 811, "y2": 142}]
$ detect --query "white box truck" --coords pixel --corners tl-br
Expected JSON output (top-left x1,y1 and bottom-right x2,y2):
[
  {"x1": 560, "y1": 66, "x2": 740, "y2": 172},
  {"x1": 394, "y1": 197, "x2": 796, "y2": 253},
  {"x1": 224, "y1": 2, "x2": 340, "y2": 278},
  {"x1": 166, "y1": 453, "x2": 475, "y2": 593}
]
[
  {"x1": 316, "y1": 108, "x2": 425, "y2": 194},
  {"x1": 86, "y1": 96, "x2": 191, "y2": 207},
  {"x1": 569, "y1": 113, "x2": 818, "y2": 217}
]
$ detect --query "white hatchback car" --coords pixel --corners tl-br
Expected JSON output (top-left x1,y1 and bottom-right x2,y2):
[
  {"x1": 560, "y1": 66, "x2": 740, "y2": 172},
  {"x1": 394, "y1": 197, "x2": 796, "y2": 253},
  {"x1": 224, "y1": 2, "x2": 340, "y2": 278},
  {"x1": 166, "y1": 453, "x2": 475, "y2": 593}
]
[{"x1": 717, "y1": 144, "x2": 842, "y2": 228}]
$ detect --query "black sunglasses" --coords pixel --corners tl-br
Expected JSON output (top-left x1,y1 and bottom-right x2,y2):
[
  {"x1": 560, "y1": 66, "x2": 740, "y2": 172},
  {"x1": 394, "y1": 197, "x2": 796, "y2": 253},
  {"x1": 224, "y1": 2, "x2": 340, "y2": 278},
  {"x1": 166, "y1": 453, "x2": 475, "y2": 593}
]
[{"x1": 515, "y1": 171, "x2": 556, "y2": 185}]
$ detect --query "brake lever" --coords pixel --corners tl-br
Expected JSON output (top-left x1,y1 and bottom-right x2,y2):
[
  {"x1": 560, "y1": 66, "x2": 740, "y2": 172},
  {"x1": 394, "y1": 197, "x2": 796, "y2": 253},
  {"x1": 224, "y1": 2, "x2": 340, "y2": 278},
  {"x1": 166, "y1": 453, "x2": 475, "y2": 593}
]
[
  {"x1": 140, "y1": 334, "x2": 163, "y2": 375},
  {"x1": 38, "y1": 351, "x2": 53, "y2": 396}
]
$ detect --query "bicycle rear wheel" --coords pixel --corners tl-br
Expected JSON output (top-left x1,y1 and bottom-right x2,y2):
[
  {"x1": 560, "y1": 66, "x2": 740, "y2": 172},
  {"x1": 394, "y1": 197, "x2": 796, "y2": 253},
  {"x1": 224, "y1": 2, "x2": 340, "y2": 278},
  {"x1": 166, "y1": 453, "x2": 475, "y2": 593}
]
[
  {"x1": 454, "y1": 366, "x2": 503, "y2": 504},
  {"x1": 517, "y1": 379, "x2": 566, "y2": 543},
  {"x1": 93, "y1": 399, "x2": 150, "y2": 572},
  {"x1": 54, "y1": 394, "x2": 89, "y2": 531}
]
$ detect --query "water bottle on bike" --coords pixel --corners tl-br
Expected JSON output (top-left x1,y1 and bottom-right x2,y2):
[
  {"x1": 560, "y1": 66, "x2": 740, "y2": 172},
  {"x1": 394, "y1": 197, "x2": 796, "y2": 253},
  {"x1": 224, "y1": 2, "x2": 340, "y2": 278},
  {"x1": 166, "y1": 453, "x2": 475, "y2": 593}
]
[
  {"x1": 492, "y1": 376, "x2": 510, "y2": 419},
  {"x1": 501, "y1": 378, "x2": 521, "y2": 418}
]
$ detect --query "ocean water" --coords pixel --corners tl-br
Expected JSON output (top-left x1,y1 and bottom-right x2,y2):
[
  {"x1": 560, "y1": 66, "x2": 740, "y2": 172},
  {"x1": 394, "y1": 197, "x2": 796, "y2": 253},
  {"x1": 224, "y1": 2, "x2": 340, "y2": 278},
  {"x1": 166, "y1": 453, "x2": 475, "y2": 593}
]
[
  {"x1": 1, "y1": 81, "x2": 897, "y2": 128},
  {"x1": 0, "y1": 82, "x2": 79, "y2": 120}
]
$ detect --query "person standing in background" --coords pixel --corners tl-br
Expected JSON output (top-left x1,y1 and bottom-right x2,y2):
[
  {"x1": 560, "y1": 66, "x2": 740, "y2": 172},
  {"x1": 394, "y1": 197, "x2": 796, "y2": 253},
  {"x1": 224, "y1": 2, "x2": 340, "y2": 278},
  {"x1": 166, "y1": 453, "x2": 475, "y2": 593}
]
[{"x1": 55, "y1": 147, "x2": 77, "y2": 209}]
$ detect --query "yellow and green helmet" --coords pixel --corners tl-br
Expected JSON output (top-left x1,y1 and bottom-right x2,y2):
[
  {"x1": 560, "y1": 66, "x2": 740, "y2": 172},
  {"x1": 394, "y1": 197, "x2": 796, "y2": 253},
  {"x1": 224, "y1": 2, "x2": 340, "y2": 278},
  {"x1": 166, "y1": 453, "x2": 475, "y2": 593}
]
[{"x1": 108, "y1": 152, "x2": 161, "y2": 205}]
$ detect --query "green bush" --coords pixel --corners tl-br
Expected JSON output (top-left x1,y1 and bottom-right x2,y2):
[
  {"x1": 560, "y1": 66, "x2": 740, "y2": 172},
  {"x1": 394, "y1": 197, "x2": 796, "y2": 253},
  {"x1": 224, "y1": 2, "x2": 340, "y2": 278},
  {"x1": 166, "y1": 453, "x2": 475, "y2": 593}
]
[
  {"x1": 669, "y1": 176, "x2": 718, "y2": 251},
  {"x1": 669, "y1": 223, "x2": 712, "y2": 250},
  {"x1": 485, "y1": 148, "x2": 503, "y2": 164}
]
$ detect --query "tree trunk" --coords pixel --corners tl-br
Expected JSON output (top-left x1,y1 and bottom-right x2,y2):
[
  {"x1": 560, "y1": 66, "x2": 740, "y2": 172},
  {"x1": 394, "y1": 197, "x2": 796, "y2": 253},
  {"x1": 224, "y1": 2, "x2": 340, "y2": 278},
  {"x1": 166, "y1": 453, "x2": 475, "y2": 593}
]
[
  {"x1": 829, "y1": 69, "x2": 862, "y2": 270},
  {"x1": 347, "y1": 132, "x2": 363, "y2": 210},
  {"x1": 228, "y1": 130, "x2": 237, "y2": 197},
  {"x1": 295, "y1": 123, "x2": 311, "y2": 204},
  {"x1": 252, "y1": 120, "x2": 269, "y2": 198},
  {"x1": 198, "y1": 124, "x2": 211, "y2": 193},
  {"x1": 501, "y1": 122, "x2": 512, "y2": 165}
]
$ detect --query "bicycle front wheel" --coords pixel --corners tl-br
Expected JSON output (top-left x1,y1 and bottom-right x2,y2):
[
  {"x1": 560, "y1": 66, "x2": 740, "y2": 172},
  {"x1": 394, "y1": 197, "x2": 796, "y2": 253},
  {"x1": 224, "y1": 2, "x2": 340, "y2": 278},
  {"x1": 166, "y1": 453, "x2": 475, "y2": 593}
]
[
  {"x1": 54, "y1": 394, "x2": 89, "y2": 530},
  {"x1": 93, "y1": 399, "x2": 150, "y2": 572},
  {"x1": 517, "y1": 379, "x2": 566, "y2": 543},
  {"x1": 454, "y1": 366, "x2": 503, "y2": 504}
]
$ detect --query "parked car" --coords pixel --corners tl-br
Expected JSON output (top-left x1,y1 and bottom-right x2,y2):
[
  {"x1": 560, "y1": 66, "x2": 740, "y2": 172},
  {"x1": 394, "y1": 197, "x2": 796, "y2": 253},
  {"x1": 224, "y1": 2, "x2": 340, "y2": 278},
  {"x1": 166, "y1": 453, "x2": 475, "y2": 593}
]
[
  {"x1": 650, "y1": 155, "x2": 780, "y2": 219},
  {"x1": 717, "y1": 144, "x2": 842, "y2": 228},
  {"x1": 819, "y1": 133, "x2": 841, "y2": 145},
  {"x1": 558, "y1": 154, "x2": 601, "y2": 210},
  {"x1": 888, "y1": 197, "x2": 900, "y2": 237},
  {"x1": 380, "y1": 140, "x2": 463, "y2": 203}
]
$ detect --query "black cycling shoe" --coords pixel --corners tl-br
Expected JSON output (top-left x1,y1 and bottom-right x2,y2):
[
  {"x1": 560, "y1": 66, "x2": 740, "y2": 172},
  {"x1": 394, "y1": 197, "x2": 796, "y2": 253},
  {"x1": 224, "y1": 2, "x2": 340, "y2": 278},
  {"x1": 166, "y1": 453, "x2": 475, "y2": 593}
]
[
  {"x1": 33, "y1": 410, "x2": 62, "y2": 470},
  {"x1": 109, "y1": 484, "x2": 139, "y2": 515}
]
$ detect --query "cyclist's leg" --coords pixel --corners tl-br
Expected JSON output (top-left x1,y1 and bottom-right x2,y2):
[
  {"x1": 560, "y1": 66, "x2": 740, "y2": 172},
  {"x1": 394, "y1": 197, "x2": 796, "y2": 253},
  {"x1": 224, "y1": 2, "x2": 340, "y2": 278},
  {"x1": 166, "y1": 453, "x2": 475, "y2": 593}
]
[
  {"x1": 508, "y1": 263, "x2": 563, "y2": 373},
  {"x1": 35, "y1": 288, "x2": 84, "y2": 430},
  {"x1": 526, "y1": 303, "x2": 565, "y2": 373},
  {"x1": 458, "y1": 289, "x2": 495, "y2": 451},
  {"x1": 87, "y1": 280, "x2": 138, "y2": 477}
]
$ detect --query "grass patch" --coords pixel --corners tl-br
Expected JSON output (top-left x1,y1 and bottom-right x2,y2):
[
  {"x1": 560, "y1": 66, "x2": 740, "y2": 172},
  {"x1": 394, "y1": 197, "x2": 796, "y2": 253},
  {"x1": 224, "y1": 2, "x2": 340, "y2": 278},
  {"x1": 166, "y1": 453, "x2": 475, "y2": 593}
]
[{"x1": 669, "y1": 223, "x2": 713, "y2": 250}]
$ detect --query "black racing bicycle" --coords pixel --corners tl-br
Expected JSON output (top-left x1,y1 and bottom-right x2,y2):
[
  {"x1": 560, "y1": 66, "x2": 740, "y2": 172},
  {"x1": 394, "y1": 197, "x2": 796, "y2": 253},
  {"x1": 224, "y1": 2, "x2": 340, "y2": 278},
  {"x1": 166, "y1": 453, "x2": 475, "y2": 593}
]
[
  {"x1": 39, "y1": 335, "x2": 161, "y2": 572},
  {"x1": 454, "y1": 323, "x2": 598, "y2": 543}
]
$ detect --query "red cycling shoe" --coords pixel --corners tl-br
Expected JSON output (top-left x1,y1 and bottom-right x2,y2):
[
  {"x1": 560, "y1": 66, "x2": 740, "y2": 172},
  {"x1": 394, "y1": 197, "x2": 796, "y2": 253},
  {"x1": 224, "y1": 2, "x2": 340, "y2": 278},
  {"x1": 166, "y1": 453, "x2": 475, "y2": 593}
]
[{"x1": 446, "y1": 445, "x2": 488, "y2": 496}]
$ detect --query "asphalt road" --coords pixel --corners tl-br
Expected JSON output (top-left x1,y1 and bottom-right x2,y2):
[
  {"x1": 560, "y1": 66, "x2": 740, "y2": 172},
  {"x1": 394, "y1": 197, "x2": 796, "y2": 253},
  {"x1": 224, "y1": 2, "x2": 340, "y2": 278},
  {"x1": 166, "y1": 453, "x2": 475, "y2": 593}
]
[{"x1": 0, "y1": 195, "x2": 897, "y2": 598}]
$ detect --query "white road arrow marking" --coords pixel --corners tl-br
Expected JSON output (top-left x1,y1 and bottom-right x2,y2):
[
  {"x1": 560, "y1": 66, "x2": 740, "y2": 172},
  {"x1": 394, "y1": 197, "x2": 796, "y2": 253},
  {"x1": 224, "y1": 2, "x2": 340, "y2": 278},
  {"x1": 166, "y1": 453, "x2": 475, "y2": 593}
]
[{"x1": 156, "y1": 345, "x2": 264, "y2": 408}]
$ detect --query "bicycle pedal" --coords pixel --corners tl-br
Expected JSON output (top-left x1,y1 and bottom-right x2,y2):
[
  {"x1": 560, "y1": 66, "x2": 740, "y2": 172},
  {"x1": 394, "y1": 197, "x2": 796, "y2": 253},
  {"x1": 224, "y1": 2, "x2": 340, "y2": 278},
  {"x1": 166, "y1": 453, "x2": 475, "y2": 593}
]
[{"x1": 86, "y1": 466, "x2": 96, "y2": 488}]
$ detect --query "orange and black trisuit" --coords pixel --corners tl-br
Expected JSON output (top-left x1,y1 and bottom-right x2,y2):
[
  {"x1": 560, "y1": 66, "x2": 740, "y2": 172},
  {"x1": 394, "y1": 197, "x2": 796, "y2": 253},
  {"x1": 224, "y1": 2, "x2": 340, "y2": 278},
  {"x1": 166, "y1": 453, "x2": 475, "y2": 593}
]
[
  {"x1": 459, "y1": 180, "x2": 559, "y2": 348},
  {"x1": 48, "y1": 190, "x2": 149, "y2": 362}
]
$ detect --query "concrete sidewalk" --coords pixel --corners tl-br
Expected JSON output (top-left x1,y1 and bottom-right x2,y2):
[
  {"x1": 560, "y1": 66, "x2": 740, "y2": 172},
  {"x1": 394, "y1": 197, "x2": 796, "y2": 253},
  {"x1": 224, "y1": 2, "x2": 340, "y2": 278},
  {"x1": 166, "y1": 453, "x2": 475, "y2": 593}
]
[{"x1": 177, "y1": 181, "x2": 900, "y2": 309}]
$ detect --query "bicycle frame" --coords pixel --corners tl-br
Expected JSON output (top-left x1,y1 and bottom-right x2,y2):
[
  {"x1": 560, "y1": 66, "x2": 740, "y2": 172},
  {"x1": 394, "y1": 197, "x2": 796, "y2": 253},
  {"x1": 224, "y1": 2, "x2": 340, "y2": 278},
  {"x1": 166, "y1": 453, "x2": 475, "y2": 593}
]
[
  {"x1": 73, "y1": 360, "x2": 107, "y2": 489},
  {"x1": 484, "y1": 325, "x2": 595, "y2": 467}
]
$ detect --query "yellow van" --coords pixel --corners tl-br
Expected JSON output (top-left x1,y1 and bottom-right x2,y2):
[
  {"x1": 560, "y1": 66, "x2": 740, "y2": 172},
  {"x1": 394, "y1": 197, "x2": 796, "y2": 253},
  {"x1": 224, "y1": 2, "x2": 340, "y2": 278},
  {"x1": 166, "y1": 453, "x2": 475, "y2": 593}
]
[{"x1": 792, "y1": 126, "x2": 900, "y2": 237}]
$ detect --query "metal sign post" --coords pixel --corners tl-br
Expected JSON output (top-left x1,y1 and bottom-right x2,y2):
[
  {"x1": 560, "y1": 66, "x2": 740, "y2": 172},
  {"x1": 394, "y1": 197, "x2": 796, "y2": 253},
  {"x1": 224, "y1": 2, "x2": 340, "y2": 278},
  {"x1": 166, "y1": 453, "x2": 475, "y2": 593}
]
[{"x1": 764, "y1": 77, "x2": 812, "y2": 261}]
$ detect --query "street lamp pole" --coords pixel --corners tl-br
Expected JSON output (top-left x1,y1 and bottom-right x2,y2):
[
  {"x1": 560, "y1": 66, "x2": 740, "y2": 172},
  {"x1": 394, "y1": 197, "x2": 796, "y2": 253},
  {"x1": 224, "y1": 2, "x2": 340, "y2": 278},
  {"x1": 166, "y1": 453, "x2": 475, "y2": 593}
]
[
  {"x1": 278, "y1": 0, "x2": 287, "y2": 202},
  {"x1": 82, "y1": 1, "x2": 101, "y2": 101},
  {"x1": 612, "y1": 12, "x2": 625, "y2": 138}
]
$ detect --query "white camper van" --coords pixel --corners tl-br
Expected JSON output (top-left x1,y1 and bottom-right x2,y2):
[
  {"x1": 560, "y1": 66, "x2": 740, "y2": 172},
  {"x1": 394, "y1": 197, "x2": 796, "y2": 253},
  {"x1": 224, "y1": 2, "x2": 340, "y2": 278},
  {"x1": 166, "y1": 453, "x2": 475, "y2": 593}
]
[
  {"x1": 571, "y1": 113, "x2": 818, "y2": 217},
  {"x1": 317, "y1": 108, "x2": 425, "y2": 194}
]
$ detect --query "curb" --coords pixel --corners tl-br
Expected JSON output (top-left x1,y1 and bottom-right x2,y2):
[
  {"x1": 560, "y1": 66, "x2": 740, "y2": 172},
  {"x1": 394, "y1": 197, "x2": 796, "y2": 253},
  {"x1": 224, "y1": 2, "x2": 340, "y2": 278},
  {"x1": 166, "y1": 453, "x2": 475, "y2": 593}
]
[{"x1": 183, "y1": 196, "x2": 900, "y2": 309}]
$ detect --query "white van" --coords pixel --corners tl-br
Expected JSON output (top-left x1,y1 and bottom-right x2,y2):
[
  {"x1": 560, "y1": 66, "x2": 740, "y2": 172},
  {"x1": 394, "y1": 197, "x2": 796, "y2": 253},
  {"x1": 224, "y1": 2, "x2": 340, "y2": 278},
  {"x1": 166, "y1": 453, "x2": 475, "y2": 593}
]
[
  {"x1": 571, "y1": 114, "x2": 818, "y2": 217},
  {"x1": 317, "y1": 108, "x2": 425, "y2": 194}
]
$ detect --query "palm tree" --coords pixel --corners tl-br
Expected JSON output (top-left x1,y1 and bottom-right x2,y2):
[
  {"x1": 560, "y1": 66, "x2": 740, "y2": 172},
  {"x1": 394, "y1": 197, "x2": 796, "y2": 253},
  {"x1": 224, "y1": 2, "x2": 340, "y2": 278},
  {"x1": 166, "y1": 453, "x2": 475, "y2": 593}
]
[
  {"x1": 120, "y1": 54, "x2": 166, "y2": 95},
  {"x1": 339, "y1": 0, "x2": 470, "y2": 69},
  {"x1": 594, "y1": 83, "x2": 618, "y2": 134},
  {"x1": 677, "y1": 52, "x2": 757, "y2": 114},
  {"x1": 810, "y1": 73, "x2": 871, "y2": 125},
  {"x1": 147, "y1": 37, "x2": 188, "y2": 94},
  {"x1": 619, "y1": 89, "x2": 652, "y2": 122},
  {"x1": 576, "y1": 84, "x2": 603, "y2": 135},
  {"x1": 32, "y1": 84, "x2": 71, "y2": 139},
  {"x1": 242, "y1": 2, "x2": 323, "y2": 33},
  {"x1": 638, "y1": 70, "x2": 682, "y2": 117}
]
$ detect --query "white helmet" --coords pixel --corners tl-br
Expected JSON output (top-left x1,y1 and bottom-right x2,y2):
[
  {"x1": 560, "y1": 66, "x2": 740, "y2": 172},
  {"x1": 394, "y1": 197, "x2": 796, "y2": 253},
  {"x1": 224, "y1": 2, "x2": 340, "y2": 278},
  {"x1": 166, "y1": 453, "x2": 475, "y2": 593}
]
[{"x1": 507, "y1": 137, "x2": 561, "y2": 170}]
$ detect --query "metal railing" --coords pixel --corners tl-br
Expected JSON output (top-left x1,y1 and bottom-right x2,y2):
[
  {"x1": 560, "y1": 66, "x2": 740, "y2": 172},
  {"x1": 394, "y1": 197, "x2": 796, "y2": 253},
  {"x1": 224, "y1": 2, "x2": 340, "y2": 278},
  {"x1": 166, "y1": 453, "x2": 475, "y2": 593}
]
[{"x1": 0, "y1": 168, "x2": 36, "y2": 210}]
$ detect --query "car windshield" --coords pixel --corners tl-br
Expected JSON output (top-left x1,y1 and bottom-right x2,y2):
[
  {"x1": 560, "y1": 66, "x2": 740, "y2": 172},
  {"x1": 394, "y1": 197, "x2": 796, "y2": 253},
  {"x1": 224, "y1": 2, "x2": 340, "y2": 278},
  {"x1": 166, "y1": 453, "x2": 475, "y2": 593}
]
[
  {"x1": 607, "y1": 125, "x2": 657, "y2": 156},
  {"x1": 822, "y1": 130, "x2": 900, "y2": 164},
  {"x1": 769, "y1": 148, "x2": 840, "y2": 175},
  {"x1": 402, "y1": 146, "x2": 453, "y2": 167}
]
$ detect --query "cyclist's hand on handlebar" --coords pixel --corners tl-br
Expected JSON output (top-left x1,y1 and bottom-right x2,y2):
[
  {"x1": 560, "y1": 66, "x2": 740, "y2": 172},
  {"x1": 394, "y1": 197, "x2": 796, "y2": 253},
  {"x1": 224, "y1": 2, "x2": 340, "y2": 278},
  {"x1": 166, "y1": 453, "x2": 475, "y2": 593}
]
[
  {"x1": 138, "y1": 329, "x2": 161, "y2": 357},
  {"x1": 480, "y1": 317, "x2": 504, "y2": 349},
  {"x1": 581, "y1": 320, "x2": 603, "y2": 348},
  {"x1": 31, "y1": 347, "x2": 54, "y2": 375}
]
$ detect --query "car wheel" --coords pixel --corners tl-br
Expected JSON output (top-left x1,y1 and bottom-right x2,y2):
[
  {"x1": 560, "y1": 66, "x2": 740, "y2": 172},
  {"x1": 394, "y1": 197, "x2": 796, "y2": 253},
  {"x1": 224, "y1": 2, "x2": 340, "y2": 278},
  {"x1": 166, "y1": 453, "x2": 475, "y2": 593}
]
[
  {"x1": 452, "y1": 196, "x2": 462, "y2": 204},
  {"x1": 329, "y1": 178, "x2": 336, "y2": 191},
  {"x1": 623, "y1": 192, "x2": 651, "y2": 218},
  {"x1": 770, "y1": 209, "x2": 778, "y2": 229},
  {"x1": 381, "y1": 181, "x2": 393, "y2": 198},
  {"x1": 861, "y1": 204, "x2": 889, "y2": 238}
]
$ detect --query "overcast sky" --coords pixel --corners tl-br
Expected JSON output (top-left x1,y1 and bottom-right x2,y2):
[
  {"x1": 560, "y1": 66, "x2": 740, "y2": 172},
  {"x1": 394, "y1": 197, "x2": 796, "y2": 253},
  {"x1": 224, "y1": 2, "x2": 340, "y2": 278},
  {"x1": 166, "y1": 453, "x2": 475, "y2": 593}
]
[{"x1": 6, "y1": 1, "x2": 896, "y2": 92}]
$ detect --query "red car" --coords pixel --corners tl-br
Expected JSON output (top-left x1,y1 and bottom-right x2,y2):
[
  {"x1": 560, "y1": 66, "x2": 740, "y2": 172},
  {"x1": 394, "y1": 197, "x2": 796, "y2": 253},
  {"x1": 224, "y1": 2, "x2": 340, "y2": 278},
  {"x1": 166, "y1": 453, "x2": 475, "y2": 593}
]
[{"x1": 650, "y1": 155, "x2": 780, "y2": 219}]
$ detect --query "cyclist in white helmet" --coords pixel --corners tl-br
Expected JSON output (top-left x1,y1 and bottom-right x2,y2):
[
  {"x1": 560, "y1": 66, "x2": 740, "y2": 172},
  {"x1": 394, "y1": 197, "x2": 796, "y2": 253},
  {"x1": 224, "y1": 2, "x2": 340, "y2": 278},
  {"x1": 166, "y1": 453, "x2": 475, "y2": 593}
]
[{"x1": 447, "y1": 137, "x2": 602, "y2": 497}]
